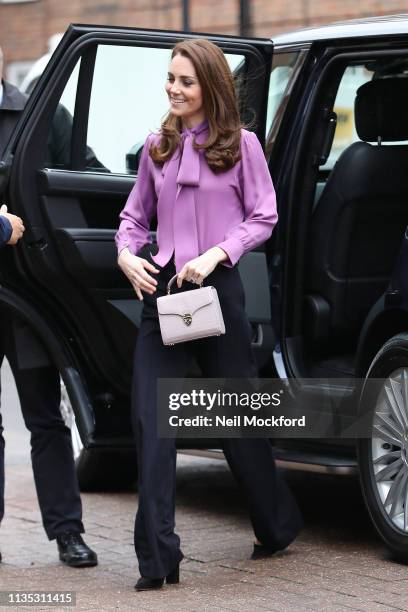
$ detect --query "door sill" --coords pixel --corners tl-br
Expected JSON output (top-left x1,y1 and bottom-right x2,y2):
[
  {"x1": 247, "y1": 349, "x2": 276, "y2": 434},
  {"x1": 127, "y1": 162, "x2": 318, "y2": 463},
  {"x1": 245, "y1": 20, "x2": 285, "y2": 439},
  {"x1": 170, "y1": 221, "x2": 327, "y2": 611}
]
[{"x1": 179, "y1": 447, "x2": 358, "y2": 475}]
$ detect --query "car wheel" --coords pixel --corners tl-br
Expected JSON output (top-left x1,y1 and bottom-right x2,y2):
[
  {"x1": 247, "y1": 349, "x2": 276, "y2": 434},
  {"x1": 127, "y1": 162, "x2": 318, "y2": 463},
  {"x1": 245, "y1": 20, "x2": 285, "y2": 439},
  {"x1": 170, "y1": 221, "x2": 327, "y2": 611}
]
[
  {"x1": 59, "y1": 379, "x2": 137, "y2": 492},
  {"x1": 358, "y1": 332, "x2": 408, "y2": 561}
]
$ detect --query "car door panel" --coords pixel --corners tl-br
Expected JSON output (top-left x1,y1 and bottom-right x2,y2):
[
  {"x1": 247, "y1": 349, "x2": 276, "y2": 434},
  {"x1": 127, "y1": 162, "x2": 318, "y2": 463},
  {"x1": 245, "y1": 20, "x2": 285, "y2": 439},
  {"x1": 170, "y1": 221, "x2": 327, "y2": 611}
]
[{"x1": 54, "y1": 229, "x2": 122, "y2": 288}]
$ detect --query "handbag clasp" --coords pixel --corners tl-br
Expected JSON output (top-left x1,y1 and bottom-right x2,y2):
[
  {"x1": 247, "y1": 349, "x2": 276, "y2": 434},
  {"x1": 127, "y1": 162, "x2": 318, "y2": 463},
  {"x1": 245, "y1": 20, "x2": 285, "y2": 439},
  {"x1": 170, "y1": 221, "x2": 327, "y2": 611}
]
[{"x1": 182, "y1": 313, "x2": 192, "y2": 326}]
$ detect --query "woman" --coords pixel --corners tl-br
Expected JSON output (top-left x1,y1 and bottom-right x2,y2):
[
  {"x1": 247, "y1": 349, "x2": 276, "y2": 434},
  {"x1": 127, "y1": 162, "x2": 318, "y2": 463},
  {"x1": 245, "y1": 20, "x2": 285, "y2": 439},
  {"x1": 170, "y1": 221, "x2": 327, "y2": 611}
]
[{"x1": 116, "y1": 38, "x2": 303, "y2": 591}]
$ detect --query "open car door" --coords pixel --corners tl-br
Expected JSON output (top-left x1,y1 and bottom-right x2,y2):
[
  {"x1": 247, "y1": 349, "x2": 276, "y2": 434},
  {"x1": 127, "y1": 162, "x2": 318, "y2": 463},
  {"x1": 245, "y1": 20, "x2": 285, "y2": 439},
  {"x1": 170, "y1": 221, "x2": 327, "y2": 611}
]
[{"x1": 0, "y1": 25, "x2": 273, "y2": 461}]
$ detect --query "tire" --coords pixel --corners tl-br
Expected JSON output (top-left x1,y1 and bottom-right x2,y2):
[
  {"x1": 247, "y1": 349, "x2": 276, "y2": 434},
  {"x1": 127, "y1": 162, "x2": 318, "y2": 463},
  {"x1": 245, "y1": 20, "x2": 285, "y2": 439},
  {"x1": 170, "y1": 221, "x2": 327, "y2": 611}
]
[
  {"x1": 59, "y1": 379, "x2": 137, "y2": 492},
  {"x1": 358, "y1": 332, "x2": 408, "y2": 561}
]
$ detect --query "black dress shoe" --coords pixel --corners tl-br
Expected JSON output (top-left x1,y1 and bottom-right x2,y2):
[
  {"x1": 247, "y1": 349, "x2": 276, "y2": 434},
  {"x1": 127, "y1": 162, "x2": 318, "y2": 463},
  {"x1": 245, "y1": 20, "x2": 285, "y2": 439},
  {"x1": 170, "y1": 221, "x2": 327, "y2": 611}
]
[
  {"x1": 56, "y1": 532, "x2": 98, "y2": 568},
  {"x1": 135, "y1": 563, "x2": 180, "y2": 591},
  {"x1": 251, "y1": 542, "x2": 282, "y2": 560}
]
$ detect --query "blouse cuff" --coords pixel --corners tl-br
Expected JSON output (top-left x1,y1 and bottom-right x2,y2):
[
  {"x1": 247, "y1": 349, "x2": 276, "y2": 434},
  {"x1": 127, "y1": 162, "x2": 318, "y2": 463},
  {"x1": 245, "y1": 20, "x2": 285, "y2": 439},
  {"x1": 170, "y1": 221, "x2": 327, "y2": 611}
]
[
  {"x1": 215, "y1": 236, "x2": 244, "y2": 267},
  {"x1": 118, "y1": 243, "x2": 130, "y2": 254}
]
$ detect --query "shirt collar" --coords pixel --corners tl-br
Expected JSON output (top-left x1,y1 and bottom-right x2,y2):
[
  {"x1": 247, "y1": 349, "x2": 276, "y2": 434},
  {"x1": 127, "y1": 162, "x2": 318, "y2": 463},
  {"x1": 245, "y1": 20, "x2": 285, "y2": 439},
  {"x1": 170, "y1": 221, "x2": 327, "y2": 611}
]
[{"x1": 181, "y1": 117, "x2": 209, "y2": 136}]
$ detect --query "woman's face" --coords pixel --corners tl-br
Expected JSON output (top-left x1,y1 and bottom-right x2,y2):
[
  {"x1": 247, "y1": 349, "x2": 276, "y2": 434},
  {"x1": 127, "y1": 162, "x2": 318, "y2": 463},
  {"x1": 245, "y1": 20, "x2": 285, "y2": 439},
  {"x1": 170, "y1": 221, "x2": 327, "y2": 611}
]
[{"x1": 166, "y1": 53, "x2": 205, "y2": 127}]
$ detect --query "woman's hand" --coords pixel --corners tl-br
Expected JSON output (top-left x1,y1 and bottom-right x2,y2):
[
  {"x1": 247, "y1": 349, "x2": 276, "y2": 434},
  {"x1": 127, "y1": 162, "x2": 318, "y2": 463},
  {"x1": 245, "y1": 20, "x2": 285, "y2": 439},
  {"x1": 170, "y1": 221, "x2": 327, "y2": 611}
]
[
  {"x1": 177, "y1": 247, "x2": 228, "y2": 288},
  {"x1": 118, "y1": 248, "x2": 160, "y2": 301}
]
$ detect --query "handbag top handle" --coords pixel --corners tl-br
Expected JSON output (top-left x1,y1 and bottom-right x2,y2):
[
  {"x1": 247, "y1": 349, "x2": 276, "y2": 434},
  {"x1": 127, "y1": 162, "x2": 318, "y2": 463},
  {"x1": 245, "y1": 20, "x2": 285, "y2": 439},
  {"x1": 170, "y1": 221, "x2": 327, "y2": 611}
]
[{"x1": 166, "y1": 274, "x2": 204, "y2": 295}]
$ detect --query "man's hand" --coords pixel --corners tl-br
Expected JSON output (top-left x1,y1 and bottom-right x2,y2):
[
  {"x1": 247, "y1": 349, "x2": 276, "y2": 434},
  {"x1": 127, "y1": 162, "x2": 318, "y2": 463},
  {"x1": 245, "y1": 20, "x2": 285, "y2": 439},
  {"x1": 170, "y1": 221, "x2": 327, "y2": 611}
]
[
  {"x1": 176, "y1": 247, "x2": 228, "y2": 288},
  {"x1": 0, "y1": 205, "x2": 25, "y2": 245},
  {"x1": 118, "y1": 247, "x2": 160, "y2": 301}
]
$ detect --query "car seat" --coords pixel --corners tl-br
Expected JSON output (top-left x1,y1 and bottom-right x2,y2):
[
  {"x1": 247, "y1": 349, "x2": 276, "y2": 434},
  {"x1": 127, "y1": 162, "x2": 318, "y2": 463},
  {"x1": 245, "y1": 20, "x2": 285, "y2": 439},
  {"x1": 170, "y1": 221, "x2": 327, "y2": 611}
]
[{"x1": 305, "y1": 77, "x2": 408, "y2": 351}]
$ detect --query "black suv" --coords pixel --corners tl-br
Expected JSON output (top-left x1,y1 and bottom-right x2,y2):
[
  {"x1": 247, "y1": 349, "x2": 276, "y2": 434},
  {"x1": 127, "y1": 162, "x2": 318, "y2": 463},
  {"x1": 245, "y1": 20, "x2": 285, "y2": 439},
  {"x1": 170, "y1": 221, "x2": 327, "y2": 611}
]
[{"x1": 2, "y1": 15, "x2": 408, "y2": 560}]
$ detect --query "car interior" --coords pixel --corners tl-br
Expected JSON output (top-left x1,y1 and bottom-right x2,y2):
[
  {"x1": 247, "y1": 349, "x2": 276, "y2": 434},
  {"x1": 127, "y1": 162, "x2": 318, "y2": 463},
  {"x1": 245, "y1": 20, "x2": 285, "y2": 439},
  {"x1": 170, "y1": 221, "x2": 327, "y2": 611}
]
[{"x1": 300, "y1": 56, "x2": 408, "y2": 380}]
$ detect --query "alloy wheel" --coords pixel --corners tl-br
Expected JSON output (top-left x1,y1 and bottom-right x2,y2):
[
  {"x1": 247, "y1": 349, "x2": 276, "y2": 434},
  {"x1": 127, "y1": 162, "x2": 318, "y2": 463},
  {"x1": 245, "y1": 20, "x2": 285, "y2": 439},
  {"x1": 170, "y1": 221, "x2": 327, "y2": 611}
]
[{"x1": 372, "y1": 367, "x2": 408, "y2": 532}]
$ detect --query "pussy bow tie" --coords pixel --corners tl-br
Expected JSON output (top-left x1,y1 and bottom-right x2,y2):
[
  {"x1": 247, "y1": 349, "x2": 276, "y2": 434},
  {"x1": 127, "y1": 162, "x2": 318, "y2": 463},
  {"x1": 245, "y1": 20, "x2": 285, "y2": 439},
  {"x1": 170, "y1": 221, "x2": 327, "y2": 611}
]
[
  {"x1": 151, "y1": 120, "x2": 209, "y2": 273},
  {"x1": 176, "y1": 129, "x2": 201, "y2": 187}
]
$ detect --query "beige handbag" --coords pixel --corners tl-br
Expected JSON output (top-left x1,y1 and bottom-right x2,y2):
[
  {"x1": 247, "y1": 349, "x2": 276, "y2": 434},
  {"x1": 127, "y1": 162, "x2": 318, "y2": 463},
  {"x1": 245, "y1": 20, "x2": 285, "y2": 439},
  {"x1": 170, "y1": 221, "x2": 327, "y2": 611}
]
[{"x1": 157, "y1": 274, "x2": 225, "y2": 345}]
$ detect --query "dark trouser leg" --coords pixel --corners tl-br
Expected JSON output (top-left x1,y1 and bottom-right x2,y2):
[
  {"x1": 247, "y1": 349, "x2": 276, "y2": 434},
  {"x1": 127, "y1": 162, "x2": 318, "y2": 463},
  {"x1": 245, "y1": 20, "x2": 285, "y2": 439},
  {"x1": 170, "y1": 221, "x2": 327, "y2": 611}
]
[
  {"x1": 195, "y1": 265, "x2": 303, "y2": 549},
  {"x1": 221, "y1": 440, "x2": 303, "y2": 550},
  {"x1": 132, "y1": 286, "x2": 191, "y2": 578},
  {"x1": 0, "y1": 312, "x2": 9, "y2": 525},
  {"x1": 0, "y1": 352, "x2": 4, "y2": 525},
  {"x1": 3, "y1": 313, "x2": 83, "y2": 539},
  {"x1": 0, "y1": 411, "x2": 4, "y2": 526}
]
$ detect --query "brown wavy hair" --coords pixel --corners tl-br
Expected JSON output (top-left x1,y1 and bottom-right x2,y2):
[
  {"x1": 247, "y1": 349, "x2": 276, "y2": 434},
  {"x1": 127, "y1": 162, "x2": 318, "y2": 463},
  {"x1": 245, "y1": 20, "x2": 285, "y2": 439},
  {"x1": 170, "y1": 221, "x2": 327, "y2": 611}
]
[{"x1": 149, "y1": 38, "x2": 242, "y2": 173}]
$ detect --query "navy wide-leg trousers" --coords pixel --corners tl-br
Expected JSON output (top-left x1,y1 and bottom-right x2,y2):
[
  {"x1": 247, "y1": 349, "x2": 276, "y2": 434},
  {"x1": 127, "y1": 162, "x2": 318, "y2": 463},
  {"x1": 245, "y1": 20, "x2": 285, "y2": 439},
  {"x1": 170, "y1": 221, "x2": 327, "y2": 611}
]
[{"x1": 132, "y1": 249, "x2": 303, "y2": 578}]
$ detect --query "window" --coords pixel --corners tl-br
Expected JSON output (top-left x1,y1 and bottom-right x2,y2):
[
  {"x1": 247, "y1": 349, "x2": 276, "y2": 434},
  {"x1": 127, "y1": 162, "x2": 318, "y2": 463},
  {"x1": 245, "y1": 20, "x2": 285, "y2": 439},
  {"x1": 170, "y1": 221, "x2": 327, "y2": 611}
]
[
  {"x1": 5, "y1": 60, "x2": 34, "y2": 88},
  {"x1": 321, "y1": 65, "x2": 373, "y2": 170},
  {"x1": 45, "y1": 44, "x2": 245, "y2": 174},
  {"x1": 43, "y1": 59, "x2": 80, "y2": 169},
  {"x1": 86, "y1": 45, "x2": 244, "y2": 174},
  {"x1": 265, "y1": 50, "x2": 301, "y2": 139},
  {"x1": 326, "y1": 61, "x2": 408, "y2": 169}
]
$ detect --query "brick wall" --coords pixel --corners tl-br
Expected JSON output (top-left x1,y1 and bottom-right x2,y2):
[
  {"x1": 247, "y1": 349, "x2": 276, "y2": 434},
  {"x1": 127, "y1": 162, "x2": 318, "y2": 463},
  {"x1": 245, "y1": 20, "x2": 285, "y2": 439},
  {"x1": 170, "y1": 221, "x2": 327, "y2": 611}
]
[{"x1": 1, "y1": 0, "x2": 408, "y2": 68}]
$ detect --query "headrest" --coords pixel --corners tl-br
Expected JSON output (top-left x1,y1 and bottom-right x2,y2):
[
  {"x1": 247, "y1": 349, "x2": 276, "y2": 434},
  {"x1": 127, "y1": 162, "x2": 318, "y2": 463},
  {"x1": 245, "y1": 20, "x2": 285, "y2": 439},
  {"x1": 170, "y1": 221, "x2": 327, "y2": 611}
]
[{"x1": 355, "y1": 77, "x2": 408, "y2": 142}]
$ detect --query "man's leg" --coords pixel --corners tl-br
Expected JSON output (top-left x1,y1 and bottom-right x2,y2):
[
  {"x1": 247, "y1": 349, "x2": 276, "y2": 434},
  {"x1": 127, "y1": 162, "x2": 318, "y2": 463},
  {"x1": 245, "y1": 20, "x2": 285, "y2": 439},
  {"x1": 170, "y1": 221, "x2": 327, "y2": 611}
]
[
  {"x1": 0, "y1": 312, "x2": 7, "y2": 560},
  {"x1": 13, "y1": 364, "x2": 83, "y2": 537},
  {"x1": 0, "y1": 367, "x2": 4, "y2": 531},
  {"x1": 3, "y1": 312, "x2": 96, "y2": 565},
  {"x1": 0, "y1": 409, "x2": 3, "y2": 529}
]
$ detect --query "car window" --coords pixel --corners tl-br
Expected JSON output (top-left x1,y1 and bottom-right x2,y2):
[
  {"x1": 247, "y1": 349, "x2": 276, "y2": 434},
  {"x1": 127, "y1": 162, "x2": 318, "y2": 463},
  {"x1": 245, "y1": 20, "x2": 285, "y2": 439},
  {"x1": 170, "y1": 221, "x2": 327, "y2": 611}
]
[
  {"x1": 43, "y1": 45, "x2": 244, "y2": 175},
  {"x1": 42, "y1": 59, "x2": 81, "y2": 170},
  {"x1": 320, "y1": 65, "x2": 374, "y2": 170},
  {"x1": 265, "y1": 50, "x2": 301, "y2": 139}
]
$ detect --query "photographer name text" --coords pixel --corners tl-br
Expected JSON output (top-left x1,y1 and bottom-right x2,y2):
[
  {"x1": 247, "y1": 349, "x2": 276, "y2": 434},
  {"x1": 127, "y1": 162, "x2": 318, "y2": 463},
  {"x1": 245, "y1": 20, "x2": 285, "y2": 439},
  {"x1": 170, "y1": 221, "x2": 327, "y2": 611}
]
[{"x1": 168, "y1": 415, "x2": 306, "y2": 427}]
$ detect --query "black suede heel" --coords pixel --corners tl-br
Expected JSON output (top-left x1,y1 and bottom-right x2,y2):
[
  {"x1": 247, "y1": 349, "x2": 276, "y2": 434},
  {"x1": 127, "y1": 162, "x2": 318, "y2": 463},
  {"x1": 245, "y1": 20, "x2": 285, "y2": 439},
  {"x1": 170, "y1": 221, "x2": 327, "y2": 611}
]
[
  {"x1": 135, "y1": 563, "x2": 180, "y2": 591},
  {"x1": 135, "y1": 576, "x2": 164, "y2": 591},
  {"x1": 251, "y1": 543, "x2": 281, "y2": 560},
  {"x1": 166, "y1": 564, "x2": 180, "y2": 584}
]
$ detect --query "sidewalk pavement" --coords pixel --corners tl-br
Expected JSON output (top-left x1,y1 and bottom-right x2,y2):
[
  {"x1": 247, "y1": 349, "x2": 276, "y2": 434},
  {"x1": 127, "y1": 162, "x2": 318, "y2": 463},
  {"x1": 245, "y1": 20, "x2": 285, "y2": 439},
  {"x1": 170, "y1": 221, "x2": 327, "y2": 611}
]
[
  {"x1": 2, "y1": 362, "x2": 408, "y2": 611},
  {"x1": 2, "y1": 455, "x2": 408, "y2": 612}
]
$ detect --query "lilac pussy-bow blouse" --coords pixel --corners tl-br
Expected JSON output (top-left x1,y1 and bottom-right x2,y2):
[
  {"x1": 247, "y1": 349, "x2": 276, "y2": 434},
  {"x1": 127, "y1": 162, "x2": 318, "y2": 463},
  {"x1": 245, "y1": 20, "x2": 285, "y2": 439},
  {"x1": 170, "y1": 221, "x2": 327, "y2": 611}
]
[{"x1": 115, "y1": 118, "x2": 278, "y2": 273}]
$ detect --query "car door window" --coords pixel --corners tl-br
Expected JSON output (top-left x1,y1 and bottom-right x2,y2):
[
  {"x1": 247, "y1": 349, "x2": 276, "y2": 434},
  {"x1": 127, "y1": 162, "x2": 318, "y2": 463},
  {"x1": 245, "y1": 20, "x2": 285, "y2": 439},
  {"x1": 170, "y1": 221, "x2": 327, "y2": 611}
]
[
  {"x1": 265, "y1": 50, "x2": 301, "y2": 139},
  {"x1": 42, "y1": 59, "x2": 80, "y2": 169},
  {"x1": 44, "y1": 45, "x2": 244, "y2": 175},
  {"x1": 320, "y1": 65, "x2": 374, "y2": 171},
  {"x1": 87, "y1": 45, "x2": 243, "y2": 174}
]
